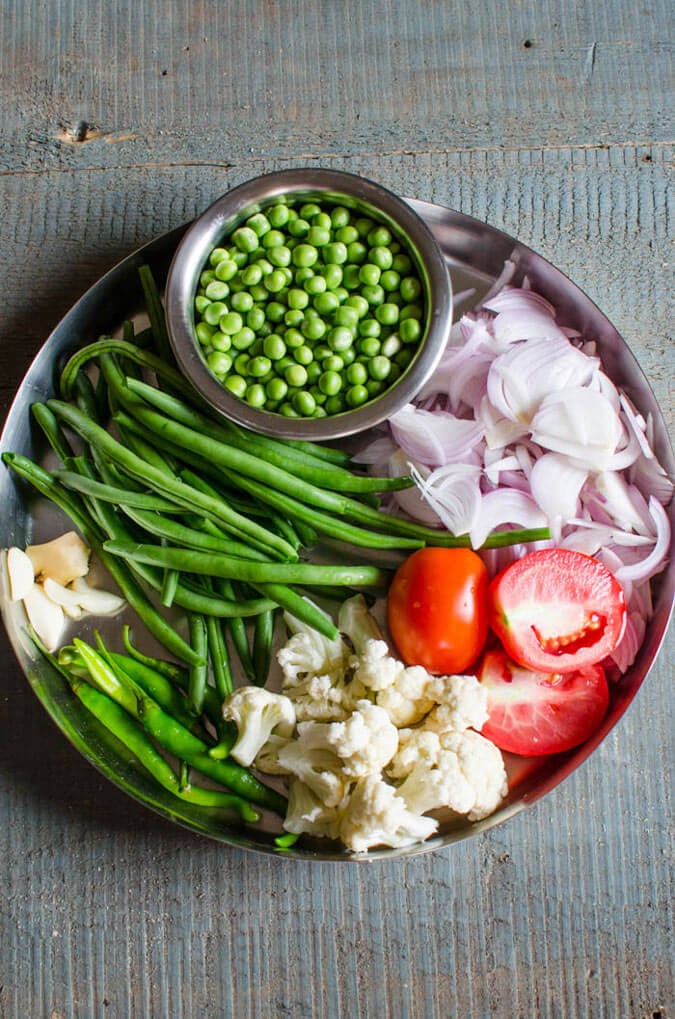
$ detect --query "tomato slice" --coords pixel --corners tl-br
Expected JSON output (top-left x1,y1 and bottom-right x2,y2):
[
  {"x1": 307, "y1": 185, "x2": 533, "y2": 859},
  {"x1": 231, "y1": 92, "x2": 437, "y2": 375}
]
[
  {"x1": 478, "y1": 648, "x2": 610, "y2": 756},
  {"x1": 489, "y1": 548, "x2": 626, "y2": 673},
  {"x1": 387, "y1": 548, "x2": 489, "y2": 675}
]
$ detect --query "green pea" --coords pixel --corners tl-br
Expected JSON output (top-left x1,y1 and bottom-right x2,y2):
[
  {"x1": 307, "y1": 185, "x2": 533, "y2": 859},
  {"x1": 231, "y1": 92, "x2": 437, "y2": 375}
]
[
  {"x1": 266, "y1": 301, "x2": 286, "y2": 323},
  {"x1": 294, "y1": 267, "x2": 314, "y2": 284},
  {"x1": 246, "y1": 213, "x2": 271, "y2": 238},
  {"x1": 219, "y1": 311, "x2": 244, "y2": 335},
  {"x1": 284, "y1": 328, "x2": 305, "y2": 349},
  {"x1": 336, "y1": 224, "x2": 358, "y2": 243},
  {"x1": 366, "y1": 379, "x2": 386, "y2": 399},
  {"x1": 203, "y1": 302, "x2": 227, "y2": 326},
  {"x1": 266, "y1": 377, "x2": 288, "y2": 401},
  {"x1": 319, "y1": 370, "x2": 342, "y2": 396},
  {"x1": 313, "y1": 291, "x2": 339, "y2": 316},
  {"x1": 230, "y1": 249, "x2": 249, "y2": 268},
  {"x1": 380, "y1": 269, "x2": 401, "y2": 292},
  {"x1": 342, "y1": 265, "x2": 362, "y2": 290},
  {"x1": 381, "y1": 333, "x2": 402, "y2": 358},
  {"x1": 375, "y1": 302, "x2": 399, "y2": 325},
  {"x1": 345, "y1": 294, "x2": 369, "y2": 318},
  {"x1": 333, "y1": 286, "x2": 349, "y2": 304},
  {"x1": 359, "y1": 337, "x2": 381, "y2": 358},
  {"x1": 276, "y1": 355, "x2": 295, "y2": 375},
  {"x1": 233, "y1": 353, "x2": 250, "y2": 375},
  {"x1": 261, "y1": 229, "x2": 285, "y2": 249},
  {"x1": 285, "y1": 363, "x2": 308, "y2": 388},
  {"x1": 314, "y1": 211, "x2": 333, "y2": 230},
  {"x1": 306, "y1": 361, "x2": 322, "y2": 385},
  {"x1": 323, "y1": 264, "x2": 343, "y2": 290},
  {"x1": 300, "y1": 202, "x2": 321, "y2": 220},
  {"x1": 392, "y1": 253, "x2": 413, "y2": 274},
  {"x1": 248, "y1": 355, "x2": 272, "y2": 378},
  {"x1": 331, "y1": 207, "x2": 351, "y2": 229},
  {"x1": 301, "y1": 316, "x2": 326, "y2": 341},
  {"x1": 367, "y1": 225, "x2": 392, "y2": 247},
  {"x1": 346, "y1": 362, "x2": 368, "y2": 386},
  {"x1": 368, "y1": 354, "x2": 391, "y2": 381},
  {"x1": 268, "y1": 245, "x2": 292, "y2": 268},
  {"x1": 195, "y1": 295, "x2": 211, "y2": 315},
  {"x1": 346, "y1": 384, "x2": 369, "y2": 407},
  {"x1": 310, "y1": 384, "x2": 327, "y2": 405},
  {"x1": 369, "y1": 246, "x2": 394, "y2": 271},
  {"x1": 294, "y1": 345, "x2": 314, "y2": 366},
  {"x1": 279, "y1": 402, "x2": 300, "y2": 418},
  {"x1": 292, "y1": 390, "x2": 316, "y2": 417},
  {"x1": 214, "y1": 258, "x2": 238, "y2": 283},
  {"x1": 347, "y1": 241, "x2": 367, "y2": 264},
  {"x1": 304, "y1": 274, "x2": 326, "y2": 295},
  {"x1": 313, "y1": 344, "x2": 332, "y2": 362},
  {"x1": 328, "y1": 327, "x2": 354, "y2": 353},
  {"x1": 195, "y1": 322, "x2": 214, "y2": 345},
  {"x1": 284, "y1": 308, "x2": 305, "y2": 328},
  {"x1": 241, "y1": 264, "x2": 263, "y2": 287},
  {"x1": 359, "y1": 263, "x2": 381, "y2": 286},
  {"x1": 322, "y1": 354, "x2": 344, "y2": 372},
  {"x1": 362, "y1": 284, "x2": 385, "y2": 306},
  {"x1": 334, "y1": 306, "x2": 359, "y2": 331},
  {"x1": 246, "y1": 306, "x2": 266, "y2": 332},
  {"x1": 400, "y1": 276, "x2": 422, "y2": 302},
  {"x1": 265, "y1": 269, "x2": 287, "y2": 293},
  {"x1": 200, "y1": 270, "x2": 215, "y2": 287},
  {"x1": 341, "y1": 346, "x2": 356, "y2": 366},
  {"x1": 207, "y1": 351, "x2": 232, "y2": 376},
  {"x1": 288, "y1": 218, "x2": 310, "y2": 238},
  {"x1": 325, "y1": 394, "x2": 346, "y2": 415},
  {"x1": 288, "y1": 288, "x2": 309, "y2": 310},
  {"x1": 211, "y1": 333, "x2": 232, "y2": 353},
  {"x1": 399, "y1": 318, "x2": 422, "y2": 344},
  {"x1": 225, "y1": 375, "x2": 247, "y2": 398},
  {"x1": 231, "y1": 327, "x2": 256, "y2": 350},
  {"x1": 323, "y1": 242, "x2": 348, "y2": 265},
  {"x1": 355, "y1": 217, "x2": 374, "y2": 238},
  {"x1": 358, "y1": 318, "x2": 381, "y2": 338},
  {"x1": 249, "y1": 283, "x2": 269, "y2": 303},
  {"x1": 209, "y1": 247, "x2": 228, "y2": 266},
  {"x1": 395, "y1": 348, "x2": 414, "y2": 370},
  {"x1": 245, "y1": 383, "x2": 266, "y2": 407},
  {"x1": 232, "y1": 226, "x2": 259, "y2": 253},
  {"x1": 231, "y1": 291, "x2": 254, "y2": 312},
  {"x1": 307, "y1": 226, "x2": 331, "y2": 247},
  {"x1": 400, "y1": 303, "x2": 423, "y2": 321},
  {"x1": 268, "y1": 204, "x2": 290, "y2": 228},
  {"x1": 292, "y1": 244, "x2": 319, "y2": 268},
  {"x1": 263, "y1": 334, "x2": 286, "y2": 360}
]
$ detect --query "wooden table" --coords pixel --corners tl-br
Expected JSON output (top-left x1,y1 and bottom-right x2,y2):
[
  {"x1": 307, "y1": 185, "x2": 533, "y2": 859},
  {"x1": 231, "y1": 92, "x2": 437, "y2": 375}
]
[{"x1": 1, "y1": 3, "x2": 672, "y2": 1016}]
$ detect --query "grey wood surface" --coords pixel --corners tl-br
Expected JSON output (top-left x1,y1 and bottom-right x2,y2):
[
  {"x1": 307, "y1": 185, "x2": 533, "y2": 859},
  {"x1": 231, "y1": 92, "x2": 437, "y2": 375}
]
[{"x1": 0, "y1": 2, "x2": 672, "y2": 1017}]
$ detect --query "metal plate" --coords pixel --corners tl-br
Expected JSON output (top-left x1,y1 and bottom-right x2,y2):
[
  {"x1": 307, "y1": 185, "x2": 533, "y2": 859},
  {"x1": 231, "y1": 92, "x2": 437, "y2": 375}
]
[{"x1": 1, "y1": 202, "x2": 673, "y2": 861}]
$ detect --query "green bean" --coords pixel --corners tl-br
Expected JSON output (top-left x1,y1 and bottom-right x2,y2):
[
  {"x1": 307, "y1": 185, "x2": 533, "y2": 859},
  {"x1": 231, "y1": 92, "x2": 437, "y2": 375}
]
[
  {"x1": 116, "y1": 421, "x2": 179, "y2": 474},
  {"x1": 3, "y1": 452, "x2": 200, "y2": 666},
  {"x1": 118, "y1": 504, "x2": 270, "y2": 561},
  {"x1": 252, "y1": 607, "x2": 276, "y2": 687},
  {"x1": 160, "y1": 566, "x2": 180, "y2": 608},
  {"x1": 59, "y1": 338, "x2": 186, "y2": 401},
  {"x1": 46, "y1": 399, "x2": 296, "y2": 561},
  {"x1": 125, "y1": 377, "x2": 412, "y2": 495},
  {"x1": 31, "y1": 402, "x2": 77, "y2": 465},
  {"x1": 205, "y1": 612, "x2": 233, "y2": 701},
  {"x1": 217, "y1": 580, "x2": 256, "y2": 682},
  {"x1": 188, "y1": 614, "x2": 208, "y2": 715},
  {"x1": 73, "y1": 370, "x2": 102, "y2": 423},
  {"x1": 54, "y1": 470, "x2": 180, "y2": 511},
  {"x1": 103, "y1": 540, "x2": 388, "y2": 591},
  {"x1": 138, "y1": 264, "x2": 175, "y2": 367}
]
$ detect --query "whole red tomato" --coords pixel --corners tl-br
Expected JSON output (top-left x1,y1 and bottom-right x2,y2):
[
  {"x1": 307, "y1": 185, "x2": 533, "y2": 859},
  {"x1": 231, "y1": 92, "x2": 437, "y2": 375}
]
[{"x1": 387, "y1": 547, "x2": 489, "y2": 675}]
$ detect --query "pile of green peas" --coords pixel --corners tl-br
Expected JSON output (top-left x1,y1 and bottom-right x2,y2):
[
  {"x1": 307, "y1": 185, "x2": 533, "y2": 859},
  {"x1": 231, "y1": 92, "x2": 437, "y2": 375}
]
[{"x1": 192, "y1": 197, "x2": 425, "y2": 419}]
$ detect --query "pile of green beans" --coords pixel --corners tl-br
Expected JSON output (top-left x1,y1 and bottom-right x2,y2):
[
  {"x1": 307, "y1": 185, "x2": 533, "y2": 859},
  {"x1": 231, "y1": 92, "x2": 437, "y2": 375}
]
[{"x1": 193, "y1": 198, "x2": 426, "y2": 418}]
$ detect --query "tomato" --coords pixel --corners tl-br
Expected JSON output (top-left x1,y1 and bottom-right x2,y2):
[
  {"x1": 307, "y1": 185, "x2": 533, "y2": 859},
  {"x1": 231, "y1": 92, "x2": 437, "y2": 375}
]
[
  {"x1": 489, "y1": 548, "x2": 626, "y2": 674},
  {"x1": 387, "y1": 548, "x2": 489, "y2": 674},
  {"x1": 478, "y1": 648, "x2": 610, "y2": 756}
]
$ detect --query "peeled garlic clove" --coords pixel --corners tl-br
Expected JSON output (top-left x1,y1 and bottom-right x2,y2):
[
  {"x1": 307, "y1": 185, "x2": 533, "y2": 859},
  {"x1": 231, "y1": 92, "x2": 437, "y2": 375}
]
[
  {"x1": 26, "y1": 531, "x2": 90, "y2": 586},
  {"x1": 41, "y1": 577, "x2": 85, "y2": 619},
  {"x1": 70, "y1": 576, "x2": 126, "y2": 615},
  {"x1": 23, "y1": 584, "x2": 65, "y2": 652},
  {"x1": 6, "y1": 547, "x2": 36, "y2": 601}
]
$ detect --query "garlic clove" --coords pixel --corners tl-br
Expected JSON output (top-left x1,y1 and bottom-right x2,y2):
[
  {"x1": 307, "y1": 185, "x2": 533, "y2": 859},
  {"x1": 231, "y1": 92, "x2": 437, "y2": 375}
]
[
  {"x1": 23, "y1": 584, "x2": 66, "y2": 652},
  {"x1": 26, "y1": 531, "x2": 90, "y2": 586},
  {"x1": 41, "y1": 577, "x2": 86, "y2": 619},
  {"x1": 6, "y1": 547, "x2": 36, "y2": 601},
  {"x1": 70, "y1": 576, "x2": 126, "y2": 615}
]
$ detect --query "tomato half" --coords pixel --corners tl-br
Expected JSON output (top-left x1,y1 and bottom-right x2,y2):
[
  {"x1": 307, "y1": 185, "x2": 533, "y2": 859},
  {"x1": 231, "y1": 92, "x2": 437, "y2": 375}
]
[
  {"x1": 478, "y1": 648, "x2": 610, "y2": 756},
  {"x1": 387, "y1": 548, "x2": 489, "y2": 674},
  {"x1": 489, "y1": 548, "x2": 626, "y2": 674}
]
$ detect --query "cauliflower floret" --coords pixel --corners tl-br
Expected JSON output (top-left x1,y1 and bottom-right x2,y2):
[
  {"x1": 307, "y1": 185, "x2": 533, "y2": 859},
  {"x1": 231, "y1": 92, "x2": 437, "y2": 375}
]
[
  {"x1": 376, "y1": 664, "x2": 437, "y2": 727},
  {"x1": 284, "y1": 673, "x2": 363, "y2": 723},
  {"x1": 423, "y1": 674, "x2": 489, "y2": 734},
  {"x1": 296, "y1": 701, "x2": 399, "y2": 779},
  {"x1": 350, "y1": 638, "x2": 405, "y2": 692},
  {"x1": 388, "y1": 726, "x2": 507, "y2": 822},
  {"x1": 277, "y1": 607, "x2": 348, "y2": 685},
  {"x1": 338, "y1": 593, "x2": 384, "y2": 654},
  {"x1": 339, "y1": 775, "x2": 438, "y2": 852},
  {"x1": 253, "y1": 734, "x2": 293, "y2": 776},
  {"x1": 276, "y1": 741, "x2": 348, "y2": 807},
  {"x1": 283, "y1": 779, "x2": 348, "y2": 841},
  {"x1": 222, "y1": 687, "x2": 295, "y2": 767}
]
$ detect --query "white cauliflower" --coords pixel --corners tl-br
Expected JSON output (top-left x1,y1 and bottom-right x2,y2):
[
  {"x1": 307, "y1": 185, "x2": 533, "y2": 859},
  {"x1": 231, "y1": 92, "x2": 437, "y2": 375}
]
[
  {"x1": 295, "y1": 701, "x2": 399, "y2": 779},
  {"x1": 221, "y1": 687, "x2": 296, "y2": 767},
  {"x1": 388, "y1": 727, "x2": 507, "y2": 822},
  {"x1": 375, "y1": 664, "x2": 437, "y2": 727},
  {"x1": 253, "y1": 734, "x2": 293, "y2": 776},
  {"x1": 283, "y1": 779, "x2": 347, "y2": 841},
  {"x1": 285, "y1": 672, "x2": 364, "y2": 723},
  {"x1": 277, "y1": 606, "x2": 349, "y2": 685},
  {"x1": 422, "y1": 674, "x2": 490, "y2": 734},
  {"x1": 339, "y1": 775, "x2": 438, "y2": 852},
  {"x1": 350, "y1": 638, "x2": 405, "y2": 692},
  {"x1": 276, "y1": 741, "x2": 348, "y2": 807},
  {"x1": 337, "y1": 593, "x2": 384, "y2": 653}
]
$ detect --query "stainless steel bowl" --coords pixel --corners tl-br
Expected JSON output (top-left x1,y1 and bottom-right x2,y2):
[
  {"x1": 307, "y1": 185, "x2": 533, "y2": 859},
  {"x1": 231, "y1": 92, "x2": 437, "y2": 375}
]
[{"x1": 164, "y1": 169, "x2": 453, "y2": 440}]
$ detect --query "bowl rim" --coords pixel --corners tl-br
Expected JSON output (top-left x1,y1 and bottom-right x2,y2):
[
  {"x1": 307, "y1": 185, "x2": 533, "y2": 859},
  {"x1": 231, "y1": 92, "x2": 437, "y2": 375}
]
[{"x1": 164, "y1": 168, "x2": 453, "y2": 440}]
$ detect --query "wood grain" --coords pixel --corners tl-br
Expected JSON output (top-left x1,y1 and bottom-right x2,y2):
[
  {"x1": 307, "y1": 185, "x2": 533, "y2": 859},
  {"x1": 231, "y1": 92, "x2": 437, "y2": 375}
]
[{"x1": 0, "y1": 1, "x2": 672, "y2": 1016}]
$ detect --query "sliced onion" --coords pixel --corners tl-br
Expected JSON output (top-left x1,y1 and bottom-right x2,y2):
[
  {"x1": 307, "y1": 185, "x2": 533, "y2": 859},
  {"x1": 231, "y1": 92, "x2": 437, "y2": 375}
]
[
  {"x1": 613, "y1": 497, "x2": 671, "y2": 583},
  {"x1": 530, "y1": 387, "x2": 623, "y2": 471},
  {"x1": 410, "y1": 463, "x2": 482, "y2": 535},
  {"x1": 609, "y1": 611, "x2": 646, "y2": 673},
  {"x1": 587, "y1": 473, "x2": 653, "y2": 535},
  {"x1": 389, "y1": 405, "x2": 484, "y2": 467},
  {"x1": 530, "y1": 453, "x2": 588, "y2": 539},
  {"x1": 469, "y1": 490, "x2": 548, "y2": 549}
]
